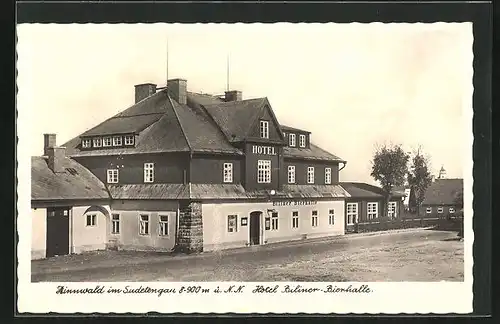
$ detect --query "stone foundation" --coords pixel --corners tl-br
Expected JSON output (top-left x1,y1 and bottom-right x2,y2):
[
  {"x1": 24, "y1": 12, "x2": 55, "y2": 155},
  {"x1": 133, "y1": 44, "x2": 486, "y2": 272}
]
[{"x1": 176, "y1": 201, "x2": 203, "y2": 253}]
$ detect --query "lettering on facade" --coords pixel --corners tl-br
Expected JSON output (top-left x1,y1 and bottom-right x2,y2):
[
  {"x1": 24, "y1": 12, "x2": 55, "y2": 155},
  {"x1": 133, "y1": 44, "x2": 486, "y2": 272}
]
[
  {"x1": 252, "y1": 145, "x2": 277, "y2": 156},
  {"x1": 272, "y1": 201, "x2": 317, "y2": 207}
]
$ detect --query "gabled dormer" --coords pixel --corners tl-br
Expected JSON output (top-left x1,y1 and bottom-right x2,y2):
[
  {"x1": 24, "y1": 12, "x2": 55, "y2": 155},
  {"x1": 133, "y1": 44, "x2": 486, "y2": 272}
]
[{"x1": 281, "y1": 125, "x2": 311, "y2": 149}]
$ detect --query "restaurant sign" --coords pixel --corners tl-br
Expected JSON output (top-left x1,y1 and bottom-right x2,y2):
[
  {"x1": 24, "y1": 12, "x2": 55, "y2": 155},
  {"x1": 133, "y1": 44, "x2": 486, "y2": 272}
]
[{"x1": 272, "y1": 200, "x2": 317, "y2": 207}]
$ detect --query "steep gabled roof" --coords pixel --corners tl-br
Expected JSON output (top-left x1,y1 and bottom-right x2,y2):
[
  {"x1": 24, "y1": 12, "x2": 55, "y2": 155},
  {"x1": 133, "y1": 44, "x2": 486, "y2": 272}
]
[
  {"x1": 31, "y1": 156, "x2": 110, "y2": 201},
  {"x1": 422, "y1": 178, "x2": 463, "y2": 205}
]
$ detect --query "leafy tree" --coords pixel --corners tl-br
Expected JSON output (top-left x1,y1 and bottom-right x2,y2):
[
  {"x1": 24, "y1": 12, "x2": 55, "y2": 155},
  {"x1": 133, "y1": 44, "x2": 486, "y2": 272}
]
[
  {"x1": 407, "y1": 147, "x2": 433, "y2": 216},
  {"x1": 454, "y1": 190, "x2": 464, "y2": 209},
  {"x1": 370, "y1": 143, "x2": 410, "y2": 218}
]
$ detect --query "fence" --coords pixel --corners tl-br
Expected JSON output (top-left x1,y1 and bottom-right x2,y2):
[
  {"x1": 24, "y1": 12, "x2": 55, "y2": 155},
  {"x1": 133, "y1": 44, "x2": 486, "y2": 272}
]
[{"x1": 345, "y1": 216, "x2": 460, "y2": 234}]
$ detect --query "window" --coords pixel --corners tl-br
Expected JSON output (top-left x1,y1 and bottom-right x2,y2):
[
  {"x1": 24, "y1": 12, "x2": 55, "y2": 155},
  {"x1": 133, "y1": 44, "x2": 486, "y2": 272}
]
[
  {"x1": 139, "y1": 214, "x2": 149, "y2": 235},
  {"x1": 283, "y1": 132, "x2": 287, "y2": 138},
  {"x1": 289, "y1": 133, "x2": 296, "y2": 147},
  {"x1": 307, "y1": 167, "x2": 315, "y2": 184},
  {"x1": 311, "y1": 210, "x2": 319, "y2": 227},
  {"x1": 388, "y1": 202, "x2": 397, "y2": 218},
  {"x1": 449, "y1": 207, "x2": 455, "y2": 214},
  {"x1": 86, "y1": 214, "x2": 96, "y2": 227},
  {"x1": 288, "y1": 165, "x2": 295, "y2": 184},
  {"x1": 292, "y1": 211, "x2": 299, "y2": 229},
  {"x1": 107, "y1": 169, "x2": 119, "y2": 184},
  {"x1": 159, "y1": 215, "x2": 169, "y2": 236},
  {"x1": 124, "y1": 135, "x2": 135, "y2": 146},
  {"x1": 111, "y1": 214, "x2": 120, "y2": 234},
  {"x1": 257, "y1": 160, "x2": 271, "y2": 183},
  {"x1": 113, "y1": 136, "x2": 123, "y2": 146},
  {"x1": 271, "y1": 212, "x2": 279, "y2": 230},
  {"x1": 103, "y1": 137, "x2": 112, "y2": 147},
  {"x1": 144, "y1": 163, "x2": 154, "y2": 183},
  {"x1": 347, "y1": 203, "x2": 358, "y2": 225},
  {"x1": 437, "y1": 207, "x2": 444, "y2": 214},
  {"x1": 329, "y1": 209, "x2": 335, "y2": 225},
  {"x1": 299, "y1": 134, "x2": 306, "y2": 148},
  {"x1": 325, "y1": 167, "x2": 332, "y2": 184},
  {"x1": 426, "y1": 207, "x2": 432, "y2": 214},
  {"x1": 367, "y1": 202, "x2": 378, "y2": 220},
  {"x1": 228, "y1": 215, "x2": 238, "y2": 233},
  {"x1": 93, "y1": 137, "x2": 102, "y2": 148},
  {"x1": 223, "y1": 163, "x2": 233, "y2": 183},
  {"x1": 260, "y1": 120, "x2": 269, "y2": 139},
  {"x1": 82, "y1": 139, "x2": 91, "y2": 148}
]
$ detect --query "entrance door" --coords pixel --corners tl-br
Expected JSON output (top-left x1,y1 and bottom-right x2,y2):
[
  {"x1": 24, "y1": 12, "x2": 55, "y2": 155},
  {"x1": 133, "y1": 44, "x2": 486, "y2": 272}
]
[
  {"x1": 249, "y1": 212, "x2": 261, "y2": 245},
  {"x1": 46, "y1": 207, "x2": 70, "y2": 257}
]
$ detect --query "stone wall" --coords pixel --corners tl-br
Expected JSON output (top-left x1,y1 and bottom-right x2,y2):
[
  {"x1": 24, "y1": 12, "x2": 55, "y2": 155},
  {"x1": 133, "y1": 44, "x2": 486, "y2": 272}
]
[{"x1": 177, "y1": 201, "x2": 203, "y2": 253}]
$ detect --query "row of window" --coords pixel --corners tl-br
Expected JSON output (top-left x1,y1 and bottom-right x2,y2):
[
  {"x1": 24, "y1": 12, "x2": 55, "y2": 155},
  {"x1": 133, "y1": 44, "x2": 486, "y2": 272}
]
[
  {"x1": 227, "y1": 209, "x2": 336, "y2": 233},
  {"x1": 82, "y1": 135, "x2": 135, "y2": 149},
  {"x1": 346, "y1": 202, "x2": 398, "y2": 225},
  {"x1": 258, "y1": 120, "x2": 308, "y2": 148},
  {"x1": 426, "y1": 207, "x2": 455, "y2": 214},
  {"x1": 86, "y1": 213, "x2": 170, "y2": 236},
  {"x1": 105, "y1": 161, "x2": 332, "y2": 185}
]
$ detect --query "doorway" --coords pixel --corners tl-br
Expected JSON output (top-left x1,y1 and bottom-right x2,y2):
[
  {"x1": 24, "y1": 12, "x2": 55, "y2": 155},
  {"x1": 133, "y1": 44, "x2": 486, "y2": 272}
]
[
  {"x1": 249, "y1": 211, "x2": 262, "y2": 245},
  {"x1": 46, "y1": 207, "x2": 70, "y2": 257}
]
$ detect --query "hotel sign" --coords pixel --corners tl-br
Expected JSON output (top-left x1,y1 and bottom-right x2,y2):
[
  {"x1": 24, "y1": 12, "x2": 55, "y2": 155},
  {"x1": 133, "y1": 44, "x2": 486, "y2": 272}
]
[
  {"x1": 273, "y1": 200, "x2": 317, "y2": 206},
  {"x1": 252, "y1": 145, "x2": 277, "y2": 156}
]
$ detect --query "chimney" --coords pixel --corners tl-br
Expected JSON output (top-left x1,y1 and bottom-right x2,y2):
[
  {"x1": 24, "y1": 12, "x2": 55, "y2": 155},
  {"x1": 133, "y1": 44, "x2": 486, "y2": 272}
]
[
  {"x1": 47, "y1": 146, "x2": 66, "y2": 173},
  {"x1": 167, "y1": 78, "x2": 187, "y2": 105},
  {"x1": 43, "y1": 133, "x2": 57, "y2": 156},
  {"x1": 134, "y1": 83, "x2": 157, "y2": 103},
  {"x1": 225, "y1": 90, "x2": 242, "y2": 102}
]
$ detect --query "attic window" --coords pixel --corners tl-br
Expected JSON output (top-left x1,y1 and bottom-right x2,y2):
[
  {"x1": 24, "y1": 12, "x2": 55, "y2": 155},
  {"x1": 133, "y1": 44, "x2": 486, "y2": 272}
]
[
  {"x1": 124, "y1": 135, "x2": 135, "y2": 146},
  {"x1": 81, "y1": 139, "x2": 91, "y2": 148},
  {"x1": 260, "y1": 120, "x2": 269, "y2": 139},
  {"x1": 299, "y1": 134, "x2": 306, "y2": 148},
  {"x1": 289, "y1": 134, "x2": 296, "y2": 147},
  {"x1": 93, "y1": 137, "x2": 102, "y2": 148},
  {"x1": 103, "y1": 137, "x2": 112, "y2": 147},
  {"x1": 113, "y1": 136, "x2": 123, "y2": 146}
]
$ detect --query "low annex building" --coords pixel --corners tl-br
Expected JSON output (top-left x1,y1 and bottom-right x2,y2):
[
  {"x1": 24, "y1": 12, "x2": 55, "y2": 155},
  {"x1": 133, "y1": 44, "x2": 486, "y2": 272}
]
[
  {"x1": 421, "y1": 178, "x2": 464, "y2": 218},
  {"x1": 31, "y1": 78, "x2": 351, "y2": 258}
]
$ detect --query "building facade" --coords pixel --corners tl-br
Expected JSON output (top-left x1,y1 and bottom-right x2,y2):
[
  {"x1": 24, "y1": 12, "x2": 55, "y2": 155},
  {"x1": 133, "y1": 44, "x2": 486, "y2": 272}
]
[
  {"x1": 420, "y1": 177, "x2": 463, "y2": 219},
  {"x1": 32, "y1": 78, "x2": 352, "y2": 257}
]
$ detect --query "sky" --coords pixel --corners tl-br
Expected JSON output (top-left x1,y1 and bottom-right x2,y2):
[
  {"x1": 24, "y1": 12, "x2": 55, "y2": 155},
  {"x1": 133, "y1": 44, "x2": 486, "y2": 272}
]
[{"x1": 16, "y1": 23, "x2": 473, "y2": 185}]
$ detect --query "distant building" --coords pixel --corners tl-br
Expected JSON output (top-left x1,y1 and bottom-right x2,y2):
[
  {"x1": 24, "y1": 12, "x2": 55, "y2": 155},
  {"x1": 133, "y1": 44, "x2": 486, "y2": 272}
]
[{"x1": 420, "y1": 177, "x2": 464, "y2": 218}]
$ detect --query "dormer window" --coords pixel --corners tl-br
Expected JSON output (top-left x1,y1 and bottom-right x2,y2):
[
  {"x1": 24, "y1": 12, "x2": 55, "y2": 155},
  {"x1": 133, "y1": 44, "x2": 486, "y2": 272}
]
[
  {"x1": 93, "y1": 137, "x2": 102, "y2": 148},
  {"x1": 113, "y1": 136, "x2": 123, "y2": 146},
  {"x1": 103, "y1": 137, "x2": 112, "y2": 147},
  {"x1": 289, "y1": 133, "x2": 296, "y2": 147},
  {"x1": 299, "y1": 134, "x2": 306, "y2": 148},
  {"x1": 260, "y1": 120, "x2": 269, "y2": 139},
  {"x1": 82, "y1": 139, "x2": 91, "y2": 148},
  {"x1": 124, "y1": 135, "x2": 135, "y2": 146}
]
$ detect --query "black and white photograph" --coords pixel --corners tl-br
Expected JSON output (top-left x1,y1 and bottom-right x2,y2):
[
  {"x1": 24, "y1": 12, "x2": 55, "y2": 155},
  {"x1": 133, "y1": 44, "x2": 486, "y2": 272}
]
[{"x1": 17, "y1": 21, "x2": 475, "y2": 314}]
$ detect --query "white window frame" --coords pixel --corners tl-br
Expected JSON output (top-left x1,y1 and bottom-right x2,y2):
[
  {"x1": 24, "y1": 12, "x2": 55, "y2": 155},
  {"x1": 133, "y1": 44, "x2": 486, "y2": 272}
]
[
  {"x1": 227, "y1": 215, "x2": 238, "y2": 233},
  {"x1": 111, "y1": 213, "x2": 120, "y2": 234},
  {"x1": 159, "y1": 215, "x2": 169, "y2": 237},
  {"x1": 289, "y1": 133, "x2": 296, "y2": 147},
  {"x1": 113, "y1": 136, "x2": 123, "y2": 146},
  {"x1": 107, "y1": 169, "x2": 119, "y2": 184},
  {"x1": 223, "y1": 163, "x2": 233, "y2": 183},
  {"x1": 311, "y1": 210, "x2": 319, "y2": 227},
  {"x1": 328, "y1": 209, "x2": 335, "y2": 225},
  {"x1": 82, "y1": 138, "x2": 91, "y2": 148},
  {"x1": 437, "y1": 206, "x2": 444, "y2": 214},
  {"x1": 124, "y1": 135, "x2": 135, "y2": 146},
  {"x1": 86, "y1": 214, "x2": 97, "y2": 227},
  {"x1": 292, "y1": 211, "x2": 299, "y2": 229},
  {"x1": 299, "y1": 134, "x2": 306, "y2": 148},
  {"x1": 144, "y1": 163, "x2": 154, "y2": 183},
  {"x1": 388, "y1": 201, "x2": 397, "y2": 218},
  {"x1": 325, "y1": 167, "x2": 332, "y2": 184},
  {"x1": 257, "y1": 160, "x2": 271, "y2": 184},
  {"x1": 93, "y1": 137, "x2": 102, "y2": 148},
  {"x1": 347, "y1": 203, "x2": 358, "y2": 225},
  {"x1": 307, "y1": 166, "x2": 315, "y2": 184},
  {"x1": 271, "y1": 212, "x2": 279, "y2": 231},
  {"x1": 103, "y1": 137, "x2": 112, "y2": 147},
  {"x1": 260, "y1": 120, "x2": 269, "y2": 139},
  {"x1": 367, "y1": 202, "x2": 378, "y2": 220},
  {"x1": 449, "y1": 207, "x2": 455, "y2": 214},
  {"x1": 139, "y1": 214, "x2": 150, "y2": 235},
  {"x1": 426, "y1": 207, "x2": 432, "y2": 214},
  {"x1": 287, "y1": 165, "x2": 295, "y2": 184}
]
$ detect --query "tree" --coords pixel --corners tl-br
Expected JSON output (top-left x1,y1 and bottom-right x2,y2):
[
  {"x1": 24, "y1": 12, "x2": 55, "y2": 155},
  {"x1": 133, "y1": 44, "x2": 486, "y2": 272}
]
[
  {"x1": 407, "y1": 147, "x2": 433, "y2": 217},
  {"x1": 370, "y1": 143, "x2": 410, "y2": 218},
  {"x1": 454, "y1": 190, "x2": 464, "y2": 209}
]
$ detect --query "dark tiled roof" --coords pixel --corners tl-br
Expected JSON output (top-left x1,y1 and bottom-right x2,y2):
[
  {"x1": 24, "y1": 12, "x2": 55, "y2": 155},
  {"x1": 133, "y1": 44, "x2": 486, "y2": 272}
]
[
  {"x1": 283, "y1": 143, "x2": 345, "y2": 162},
  {"x1": 281, "y1": 184, "x2": 350, "y2": 198},
  {"x1": 422, "y1": 179, "x2": 463, "y2": 205},
  {"x1": 280, "y1": 125, "x2": 311, "y2": 134},
  {"x1": 108, "y1": 184, "x2": 187, "y2": 200},
  {"x1": 31, "y1": 156, "x2": 110, "y2": 201},
  {"x1": 340, "y1": 182, "x2": 406, "y2": 199},
  {"x1": 202, "y1": 98, "x2": 267, "y2": 142}
]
